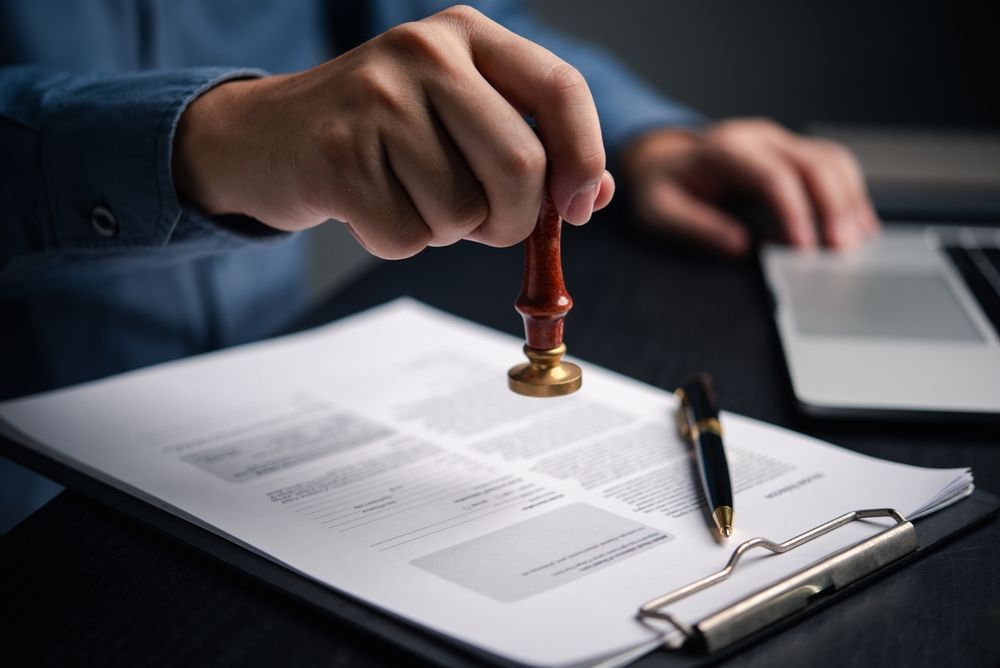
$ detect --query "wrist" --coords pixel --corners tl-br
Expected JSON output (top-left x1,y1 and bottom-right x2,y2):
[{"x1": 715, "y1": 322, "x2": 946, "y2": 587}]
[{"x1": 172, "y1": 77, "x2": 260, "y2": 216}]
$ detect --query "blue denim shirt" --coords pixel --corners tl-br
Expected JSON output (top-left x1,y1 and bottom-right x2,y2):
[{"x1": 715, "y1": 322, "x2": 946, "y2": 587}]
[{"x1": 0, "y1": 0, "x2": 699, "y2": 528}]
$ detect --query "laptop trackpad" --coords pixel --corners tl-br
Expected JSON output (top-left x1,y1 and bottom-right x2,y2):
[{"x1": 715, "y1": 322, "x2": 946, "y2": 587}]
[{"x1": 784, "y1": 267, "x2": 983, "y2": 342}]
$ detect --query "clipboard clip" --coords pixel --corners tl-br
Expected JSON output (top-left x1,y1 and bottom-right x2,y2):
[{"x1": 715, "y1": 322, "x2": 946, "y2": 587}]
[{"x1": 636, "y1": 508, "x2": 918, "y2": 652}]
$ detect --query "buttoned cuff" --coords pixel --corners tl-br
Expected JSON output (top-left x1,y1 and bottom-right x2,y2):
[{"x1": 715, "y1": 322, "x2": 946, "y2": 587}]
[{"x1": 42, "y1": 67, "x2": 273, "y2": 252}]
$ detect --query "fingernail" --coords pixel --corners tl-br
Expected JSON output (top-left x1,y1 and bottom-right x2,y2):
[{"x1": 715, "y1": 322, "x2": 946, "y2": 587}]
[{"x1": 565, "y1": 183, "x2": 598, "y2": 225}]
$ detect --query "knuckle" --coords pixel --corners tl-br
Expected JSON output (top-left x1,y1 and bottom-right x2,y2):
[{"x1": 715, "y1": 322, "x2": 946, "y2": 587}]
[
  {"x1": 575, "y1": 147, "x2": 607, "y2": 182},
  {"x1": 383, "y1": 22, "x2": 451, "y2": 69},
  {"x1": 544, "y1": 62, "x2": 587, "y2": 97},
  {"x1": 437, "y1": 4, "x2": 485, "y2": 29},
  {"x1": 822, "y1": 141, "x2": 859, "y2": 168},
  {"x1": 354, "y1": 64, "x2": 412, "y2": 115},
  {"x1": 707, "y1": 121, "x2": 747, "y2": 147},
  {"x1": 713, "y1": 117, "x2": 778, "y2": 144},
  {"x1": 501, "y1": 142, "x2": 546, "y2": 180},
  {"x1": 800, "y1": 156, "x2": 832, "y2": 184},
  {"x1": 383, "y1": 22, "x2": 430, "y2": 51},
  {"x1": 317, "y1": 120, "x2": 353, "y2": 159},
  {"x1": 449, "y1": 192, "x2": 490, "y2": 235},
  {"x1": 380, "y1": 220, "x2": 431, "y2": 260},
  {"x1": 747, "y1": 116, "x2": 780, "y2": 134},
  {"x1": 485, "y1": 218, "x2": 533, "y2": 248}
]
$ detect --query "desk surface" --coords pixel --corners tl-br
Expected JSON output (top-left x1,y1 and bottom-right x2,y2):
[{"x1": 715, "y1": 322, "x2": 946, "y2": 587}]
[{"x1": 2, "y1": 216, "x2": 998, "y2": 667}]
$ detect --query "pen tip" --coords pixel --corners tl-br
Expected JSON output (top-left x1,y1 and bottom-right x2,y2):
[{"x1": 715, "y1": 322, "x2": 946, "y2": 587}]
[{"x1": 711, "y1": 506, "x2": 735, "y2": 538}]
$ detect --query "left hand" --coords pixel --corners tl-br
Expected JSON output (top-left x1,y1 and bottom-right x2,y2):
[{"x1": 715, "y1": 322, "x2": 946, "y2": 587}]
[{"x1": 620, "y1": 118, "x2": 880, "y2": 256}]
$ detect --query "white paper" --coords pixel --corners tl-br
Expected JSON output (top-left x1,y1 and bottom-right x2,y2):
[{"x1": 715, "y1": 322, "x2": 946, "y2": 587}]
[{"x1": 0, "y1": 299, "x2": 972, "y2": 667}]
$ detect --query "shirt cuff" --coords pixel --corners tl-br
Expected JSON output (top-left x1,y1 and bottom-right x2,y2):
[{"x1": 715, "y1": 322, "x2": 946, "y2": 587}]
[{"x1": 42, "y1": 67, "x2": 271, "y2": 252}]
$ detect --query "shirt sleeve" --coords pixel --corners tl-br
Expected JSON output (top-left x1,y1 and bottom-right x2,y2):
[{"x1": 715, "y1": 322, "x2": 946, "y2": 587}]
[
  {"x1": 366, "y1": 0, "x2": 705, "y2": 159},
  {"x1": 0, "y1": 66, "x2": 291, "y2": 290}
]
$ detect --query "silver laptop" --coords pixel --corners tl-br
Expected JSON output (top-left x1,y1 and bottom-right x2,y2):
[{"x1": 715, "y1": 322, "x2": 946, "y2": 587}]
[{"x1": 761, "y1": 225, "x2": 1000, "y2": 417}]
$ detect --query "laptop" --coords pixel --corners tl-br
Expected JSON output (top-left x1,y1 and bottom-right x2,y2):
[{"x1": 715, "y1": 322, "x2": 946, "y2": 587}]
[{"x1": 761, "y1": 224, "x2": 1000, "y2": 417}]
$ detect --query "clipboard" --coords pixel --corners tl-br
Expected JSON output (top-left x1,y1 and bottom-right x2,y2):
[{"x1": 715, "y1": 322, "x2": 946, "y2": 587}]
[{"x1": 2, "y1": 433, "x2": 998, "y2": 668}]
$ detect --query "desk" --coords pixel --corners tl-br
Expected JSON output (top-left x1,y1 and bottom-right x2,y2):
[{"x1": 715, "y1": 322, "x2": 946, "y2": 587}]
[{"x1": 2, "y1": 216, "x2": 998, "y2": 666}]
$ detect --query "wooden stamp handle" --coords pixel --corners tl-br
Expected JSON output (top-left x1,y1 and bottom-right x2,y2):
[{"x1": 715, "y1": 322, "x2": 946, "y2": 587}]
[{"x1": 515, "y1": 193, "x2": 572, "y2": 351}]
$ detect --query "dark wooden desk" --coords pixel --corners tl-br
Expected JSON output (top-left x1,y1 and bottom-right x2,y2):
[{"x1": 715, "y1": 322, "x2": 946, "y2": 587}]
[{"x1": 2, "y1": 216, "x2": 998, "y2": 667}]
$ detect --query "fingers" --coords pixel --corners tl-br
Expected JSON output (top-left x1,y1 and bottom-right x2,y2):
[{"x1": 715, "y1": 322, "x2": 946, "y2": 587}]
[
  {"x1": 822, "y1": 140, "x2": 881, "y2": 240},
  {"x1": 381, "y1": 99, "x2": 489, "y2": 247},
  {"x1": 299, "y1": 6, "x2": 611, "y2": 258},
  {"x1": 330, "y1": 132, "x2": 431, "y2": 260},
  {"x1": 706, "y1": 129, "x2": 817, "y2": 247},
  {"x1": 425, "y1": 58, "x2": 546, "y2": 247},
  {"x1": 779, "y1": 140, "x2": 854, "y2": 247},
  {"x1": 697, "y1": 120, "x2": 879, "y2": 251},
  {"x1": 643, "y1": 180, "x2": 750, "y2": 256},
  {"x1": 436, "y1": 6, "x2": 607, "y2": 225},
  {"x1": 773, "y1": 137, "x2": 878, "y2": 249}
]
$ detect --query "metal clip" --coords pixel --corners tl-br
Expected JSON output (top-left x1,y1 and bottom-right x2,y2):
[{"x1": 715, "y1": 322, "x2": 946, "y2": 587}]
[{"x1": 637, "y1": 508, "x2": 918, "y2": 652}]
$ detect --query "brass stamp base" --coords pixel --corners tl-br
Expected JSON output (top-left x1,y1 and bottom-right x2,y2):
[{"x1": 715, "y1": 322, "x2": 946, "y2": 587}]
[{"x1": 508, "y1": 344, "x2": 582, "y2": 397}]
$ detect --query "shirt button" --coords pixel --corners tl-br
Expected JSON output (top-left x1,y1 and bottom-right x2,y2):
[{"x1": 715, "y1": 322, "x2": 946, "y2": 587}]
[{"x1": 90, "y1": 205, "x2": 119, "y2": 238}]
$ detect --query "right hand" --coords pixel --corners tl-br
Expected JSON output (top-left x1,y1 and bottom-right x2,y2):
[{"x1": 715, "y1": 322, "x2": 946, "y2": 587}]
[{"x1": 173, "y1": 5, "x2": 615, "y2": 259}]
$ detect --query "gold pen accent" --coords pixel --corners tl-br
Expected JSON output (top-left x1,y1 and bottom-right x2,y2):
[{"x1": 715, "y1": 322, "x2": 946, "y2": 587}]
[
  {"x1": 677, "y1": 375, "x2": 735, "y2": 539},
  {"x1": 693, "y1": 417, "x2": 723, "y2": 439}
]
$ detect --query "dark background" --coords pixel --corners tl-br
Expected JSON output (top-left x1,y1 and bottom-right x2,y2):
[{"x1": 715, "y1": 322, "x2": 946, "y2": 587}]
[{"x1": 530, "y1": 0, "x2": 998, "y2": 130}]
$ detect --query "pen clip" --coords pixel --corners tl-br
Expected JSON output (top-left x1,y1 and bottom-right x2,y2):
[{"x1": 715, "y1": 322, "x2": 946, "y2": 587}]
[{"x1": 675, "y1": 374, "x2": 723, "y2": 443}]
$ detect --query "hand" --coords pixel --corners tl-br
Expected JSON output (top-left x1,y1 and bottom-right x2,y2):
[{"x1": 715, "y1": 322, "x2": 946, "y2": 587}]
[
  {"x1": 620, "y1": 118, "x2": 879, "y2": 256},
  {"x1": 173, "y1": 5, "x2": 614, "y2": 259}
]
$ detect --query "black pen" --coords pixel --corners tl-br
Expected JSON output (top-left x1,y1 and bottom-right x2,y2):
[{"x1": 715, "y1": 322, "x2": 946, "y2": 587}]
[{"x1": 675, "y1": 373, "x2": 734, "y2": 538}]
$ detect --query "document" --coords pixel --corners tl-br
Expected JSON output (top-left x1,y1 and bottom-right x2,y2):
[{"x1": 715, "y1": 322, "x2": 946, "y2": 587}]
[{"x1": 0, "y1": 299, "x2": 973, "y2": 667}]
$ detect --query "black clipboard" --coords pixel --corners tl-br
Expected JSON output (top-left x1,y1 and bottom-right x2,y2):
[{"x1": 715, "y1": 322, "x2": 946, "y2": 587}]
[{"x1": 2, "y1": 432, "x2": 997, "y2": 668}]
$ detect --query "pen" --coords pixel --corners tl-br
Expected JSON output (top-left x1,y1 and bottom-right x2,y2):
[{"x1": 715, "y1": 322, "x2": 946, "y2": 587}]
[{"x1": 675, "y1": 373, "x2": 734, "y2": 538}]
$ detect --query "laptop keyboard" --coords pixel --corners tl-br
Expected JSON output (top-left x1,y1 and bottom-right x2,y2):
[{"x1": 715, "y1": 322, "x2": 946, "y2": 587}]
[{"x1": 944, "y1": 243, "x2": 1000, "y2": 336}]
